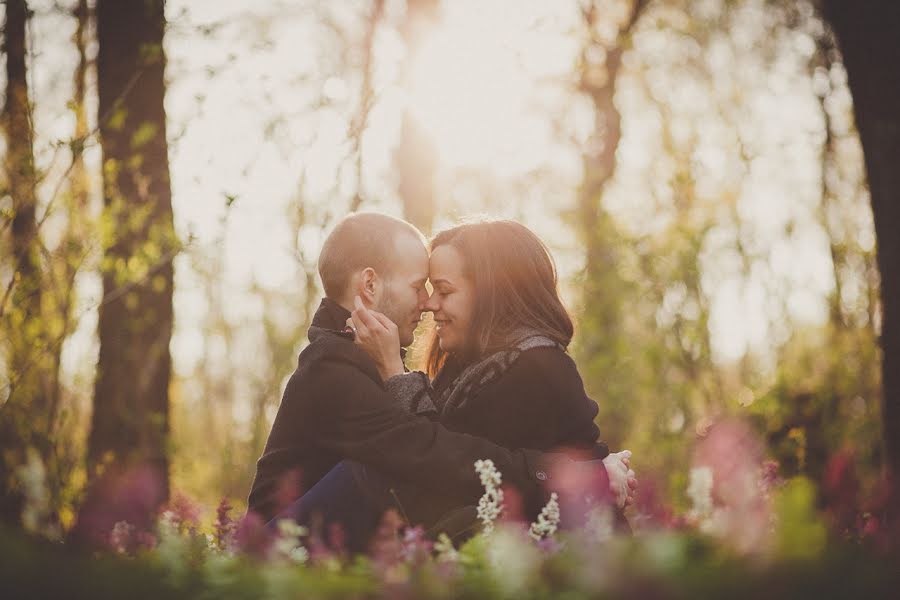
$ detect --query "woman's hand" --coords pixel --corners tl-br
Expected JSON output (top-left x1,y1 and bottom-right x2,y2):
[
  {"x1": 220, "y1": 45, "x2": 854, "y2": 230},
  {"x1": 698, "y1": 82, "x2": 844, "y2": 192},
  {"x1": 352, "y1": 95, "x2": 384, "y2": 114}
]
[
  {"x1": 348, "y1": 296, "x2": 405, "y2": 381},
  {"x1": 603, "y1": 450, "x2": 638, "y2": 509}
]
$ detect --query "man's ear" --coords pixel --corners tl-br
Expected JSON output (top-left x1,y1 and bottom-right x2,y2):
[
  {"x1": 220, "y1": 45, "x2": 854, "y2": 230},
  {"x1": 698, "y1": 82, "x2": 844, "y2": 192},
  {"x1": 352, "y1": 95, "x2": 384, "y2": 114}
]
[{"x1": 359, "y1": 267, "x2": 379, "y2": 306}]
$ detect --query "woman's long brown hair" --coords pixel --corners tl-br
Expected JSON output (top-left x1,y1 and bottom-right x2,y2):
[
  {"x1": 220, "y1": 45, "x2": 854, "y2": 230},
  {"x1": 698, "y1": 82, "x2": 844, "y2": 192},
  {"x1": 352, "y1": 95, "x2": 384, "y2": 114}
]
[{"x1": 425, "y1": 220, "x2": 574, "y2": 379}]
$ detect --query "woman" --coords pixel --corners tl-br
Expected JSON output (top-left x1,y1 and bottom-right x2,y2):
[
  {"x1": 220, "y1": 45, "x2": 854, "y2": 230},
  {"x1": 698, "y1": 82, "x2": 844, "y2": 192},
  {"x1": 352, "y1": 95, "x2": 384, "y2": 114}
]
[{"x1": 350, "y1": 220, "x2": 634, "y2": 525}]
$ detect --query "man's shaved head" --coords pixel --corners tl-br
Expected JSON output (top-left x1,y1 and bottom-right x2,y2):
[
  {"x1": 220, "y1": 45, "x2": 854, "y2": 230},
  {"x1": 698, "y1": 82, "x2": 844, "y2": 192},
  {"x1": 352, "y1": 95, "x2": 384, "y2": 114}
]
[{"x1": 318, "y1": 212, "x2": 425, "y2": 302}]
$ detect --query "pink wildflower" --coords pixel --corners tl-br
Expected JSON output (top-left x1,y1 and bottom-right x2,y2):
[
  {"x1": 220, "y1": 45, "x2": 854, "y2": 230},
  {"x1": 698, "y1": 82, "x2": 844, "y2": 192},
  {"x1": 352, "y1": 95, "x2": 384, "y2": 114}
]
[
  {"x1": 823, "y1": 450, "x2": 860, "y2": 536},
  {"x1": 213, "y1": 497, "x2": 236, "y2": 552},
  {"x1": 162, "y1": 492, "x2": 202, "y2": 533},
  {"x1": 234, "y1": 511, "x2": 273, "y2": 559},
  {"x1": 400, "y1": 526, "x2": 433, "y2": 565}
]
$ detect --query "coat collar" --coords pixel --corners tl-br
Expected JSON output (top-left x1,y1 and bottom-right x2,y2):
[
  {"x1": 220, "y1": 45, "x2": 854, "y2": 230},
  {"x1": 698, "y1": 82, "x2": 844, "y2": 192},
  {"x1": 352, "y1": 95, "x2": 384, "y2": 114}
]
[
  {"x1": 307, "y1": 297, "x2": 407, "y2": 360},
  {"x1": 308, "y1": 298, "x2": 354, "y2": 343}
]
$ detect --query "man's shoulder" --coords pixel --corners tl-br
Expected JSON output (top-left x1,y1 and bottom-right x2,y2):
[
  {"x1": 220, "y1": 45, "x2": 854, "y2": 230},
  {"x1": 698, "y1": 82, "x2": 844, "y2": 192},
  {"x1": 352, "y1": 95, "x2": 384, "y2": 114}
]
[{"x1": 295, "y1": 329, "x2": 382, "y2": 385}]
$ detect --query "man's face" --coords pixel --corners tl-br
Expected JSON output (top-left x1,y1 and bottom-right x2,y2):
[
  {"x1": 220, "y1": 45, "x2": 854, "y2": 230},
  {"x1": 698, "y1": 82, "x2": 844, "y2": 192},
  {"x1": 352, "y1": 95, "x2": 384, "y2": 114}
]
[{"x1": 377, "y1": 233, "x2": 429, "y2": 347}]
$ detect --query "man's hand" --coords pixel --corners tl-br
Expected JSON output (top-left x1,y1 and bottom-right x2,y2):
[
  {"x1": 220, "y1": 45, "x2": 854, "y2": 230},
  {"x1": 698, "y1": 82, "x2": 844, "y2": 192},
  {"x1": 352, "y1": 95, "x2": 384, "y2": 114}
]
[
  {"x1": 349, "y1": 296, "x2": 405, "y2": 381},
  {"x1": 603, "y1": 450, "x2": 638, "y2": 509}
]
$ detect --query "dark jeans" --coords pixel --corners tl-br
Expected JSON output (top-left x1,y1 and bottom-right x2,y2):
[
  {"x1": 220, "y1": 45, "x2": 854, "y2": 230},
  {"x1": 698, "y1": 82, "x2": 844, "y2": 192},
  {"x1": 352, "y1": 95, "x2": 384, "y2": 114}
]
[
  {"x1": 267, "y1": 458, "x2": 628, "y2": 553},
  {"x1": 266, "y1": 460, "x2": 399, "y2": 553}
]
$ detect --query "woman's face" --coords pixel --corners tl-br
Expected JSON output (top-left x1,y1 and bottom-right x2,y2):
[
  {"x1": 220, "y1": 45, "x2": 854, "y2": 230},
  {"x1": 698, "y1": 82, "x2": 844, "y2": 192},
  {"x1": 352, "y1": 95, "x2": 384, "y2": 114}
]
[{"x1": 424, "y1": 244, "x2": 476, "y2": 354}]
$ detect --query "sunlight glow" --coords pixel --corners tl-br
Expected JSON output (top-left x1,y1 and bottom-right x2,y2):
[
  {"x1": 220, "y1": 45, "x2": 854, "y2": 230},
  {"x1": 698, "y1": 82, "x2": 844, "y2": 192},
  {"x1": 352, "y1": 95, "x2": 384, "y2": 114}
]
[
  {"x1": 404, "y1": 2, "x2": 571, "y2": 174},
  {"x1": 408, "y1": 30, "x2": 525, "y2": 167}
]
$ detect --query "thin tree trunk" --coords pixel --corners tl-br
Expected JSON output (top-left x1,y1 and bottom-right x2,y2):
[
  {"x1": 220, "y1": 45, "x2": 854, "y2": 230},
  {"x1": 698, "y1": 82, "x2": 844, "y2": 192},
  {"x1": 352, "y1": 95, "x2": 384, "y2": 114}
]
[
  {"x1": 395, "y1": 0, "x2": 438, "y2": 234},
  {"x1": 83, "y1": 0, "x2": 175, "y2": 528},
  {"x1": 821, "y1": 1, "x2": 900, "y2": 487},
  {"x1": 347, "y1": 0, "x2": 384, "y2": 213},
  {"x1": 47, "y1": 0, "x2": 93, "y2": 435},
  {"x1": 812, "y1": 29, "x2": 845, "y2": 330},
  {"x1": 1, "y1": 0, "x2": 50, "y2": 527},
  {"x1": 574, "y1": 0, "x2": 648, "y2": 447}
]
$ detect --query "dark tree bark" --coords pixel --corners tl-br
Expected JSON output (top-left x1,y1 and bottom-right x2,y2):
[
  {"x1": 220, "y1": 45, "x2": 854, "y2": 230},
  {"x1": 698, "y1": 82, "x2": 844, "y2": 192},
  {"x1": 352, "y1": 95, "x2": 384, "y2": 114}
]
[
  {"x1": 79, "y1": 0, "x2": 175, "y2": 538},
  {"x1": 395, "y1": 0, "x2": 439, "y2": 234},
  {"x1": 820, "y1": 1, "x2": 900, "y2": 485},
  {"x1": 1, "y1": 0, "x2": 50, "y2": 527}
]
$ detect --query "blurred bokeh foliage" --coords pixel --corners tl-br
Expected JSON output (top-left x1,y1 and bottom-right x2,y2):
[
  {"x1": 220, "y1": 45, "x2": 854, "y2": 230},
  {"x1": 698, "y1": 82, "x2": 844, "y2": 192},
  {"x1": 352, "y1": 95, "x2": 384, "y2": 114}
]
[{"x1": 0, "y1": 0, "x2": 891, "y2": 568}]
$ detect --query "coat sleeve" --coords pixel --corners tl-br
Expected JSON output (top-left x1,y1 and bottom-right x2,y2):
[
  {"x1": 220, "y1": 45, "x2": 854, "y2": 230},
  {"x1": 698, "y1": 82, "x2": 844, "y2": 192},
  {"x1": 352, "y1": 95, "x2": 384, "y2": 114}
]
[
  {"x1": 383, "y1": 371, "x2": 439, "y2": 418},
  {"x1": 309, "y1": 356, "x2": 556, "y2": 506}
]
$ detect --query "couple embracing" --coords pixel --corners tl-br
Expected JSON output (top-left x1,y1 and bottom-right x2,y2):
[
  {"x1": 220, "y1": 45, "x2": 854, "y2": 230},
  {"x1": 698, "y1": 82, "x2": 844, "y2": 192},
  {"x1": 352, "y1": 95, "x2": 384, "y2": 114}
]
[{"x1": 247, "y1": 213, "x2": 637, "y2": 552}]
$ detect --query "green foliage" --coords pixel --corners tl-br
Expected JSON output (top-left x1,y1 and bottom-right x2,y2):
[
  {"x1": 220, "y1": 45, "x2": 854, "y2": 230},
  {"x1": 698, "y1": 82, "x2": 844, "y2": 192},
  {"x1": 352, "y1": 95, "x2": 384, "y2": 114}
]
[
  {"x1": 2, "y1": 493, "x2": 897, "y2": 600},
  {"x1": 773, "y1": 477, "x2": 827, "y2": 560},
  {"x1": 0, "y1": 3, "x2": 888, "y2": 590}
]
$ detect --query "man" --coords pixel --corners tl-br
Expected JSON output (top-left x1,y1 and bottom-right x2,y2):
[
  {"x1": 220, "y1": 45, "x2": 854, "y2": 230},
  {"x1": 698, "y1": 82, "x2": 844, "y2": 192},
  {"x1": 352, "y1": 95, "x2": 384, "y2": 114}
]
[{"x1": 248, "y1": 212, "x2": 629, "y2": 546}]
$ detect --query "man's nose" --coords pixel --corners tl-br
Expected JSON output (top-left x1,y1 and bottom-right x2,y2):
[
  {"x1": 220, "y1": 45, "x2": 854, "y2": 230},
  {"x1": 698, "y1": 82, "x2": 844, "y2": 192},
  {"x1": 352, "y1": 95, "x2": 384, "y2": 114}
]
[{"x1": 423, "y1": 294, "x2": 439, "y2": 312}]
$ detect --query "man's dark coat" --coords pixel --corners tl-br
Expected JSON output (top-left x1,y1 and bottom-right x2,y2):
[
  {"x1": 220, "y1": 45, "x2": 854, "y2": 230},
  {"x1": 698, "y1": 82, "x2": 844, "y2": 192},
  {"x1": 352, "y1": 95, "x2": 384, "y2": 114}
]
[{"x1": 247, "y1": 298, "x2": 557, "y2": 522}]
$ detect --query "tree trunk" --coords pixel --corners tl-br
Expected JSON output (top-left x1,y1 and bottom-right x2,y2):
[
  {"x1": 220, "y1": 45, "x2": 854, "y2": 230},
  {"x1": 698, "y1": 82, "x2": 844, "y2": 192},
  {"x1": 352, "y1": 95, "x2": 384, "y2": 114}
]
[
  {"x1": 48, "y1": 0, "x2": 92, "y2": 420},
  {"x1": 1, "y1": 0, "x2": 51, "y2": 527},
  {"x1": 574, "y1": 0, "x2": 648, "y2": 448},
  {"x1": 395, "y1": 0, "x2": 438, "y2": 234},
  {"x1": 81, "y1": 0, "x2": 175, "y2": 536},
  {"x1": 821, "y1": 1, "x2": 900, "y2": 485},
  {"x1": 348, "y1": 0, "x2": 385, "y2": 213}
]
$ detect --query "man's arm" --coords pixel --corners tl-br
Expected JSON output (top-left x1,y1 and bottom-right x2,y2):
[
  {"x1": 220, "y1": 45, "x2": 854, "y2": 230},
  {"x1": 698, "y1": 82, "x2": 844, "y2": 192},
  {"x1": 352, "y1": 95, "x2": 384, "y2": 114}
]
[{"x1": 311, "y1": 357, "x2": 553, "y2": 507}]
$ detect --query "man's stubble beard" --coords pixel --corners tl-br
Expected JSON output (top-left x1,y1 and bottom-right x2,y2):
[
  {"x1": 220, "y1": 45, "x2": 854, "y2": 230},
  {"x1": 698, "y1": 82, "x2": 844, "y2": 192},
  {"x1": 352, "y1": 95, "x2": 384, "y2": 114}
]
[{"x1": 377, "y1": 288, "x2": 414, "y2": 347}]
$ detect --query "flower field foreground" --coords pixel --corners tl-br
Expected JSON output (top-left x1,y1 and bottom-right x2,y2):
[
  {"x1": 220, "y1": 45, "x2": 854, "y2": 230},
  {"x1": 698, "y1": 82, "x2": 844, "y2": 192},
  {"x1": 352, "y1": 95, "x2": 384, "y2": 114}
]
[
  {"x1": 1, "y1": 506, "x2": 897, "y2": 600},
  {"x1": 3, "y1": 442, "x2": 900, "y2": 599}
]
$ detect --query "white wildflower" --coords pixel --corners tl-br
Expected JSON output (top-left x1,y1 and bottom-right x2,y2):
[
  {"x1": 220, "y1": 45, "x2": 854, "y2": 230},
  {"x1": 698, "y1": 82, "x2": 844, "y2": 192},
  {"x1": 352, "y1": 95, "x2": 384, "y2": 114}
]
[
  {"x1": 273, "y1": 518, "x2": 309, "y2": 564},
  {"x1": 110, "y1": 520, "x2": 135, "y2": 555},
  {"x1": 158, "y1": 510, "x2": 179, "y2": 537},
  {"x1": 16, "y1": 448, "x2": 57, "y2": 538},
  {"x1": 585, "y1": 505, "x2": 614, "y2": 543},
  {"x1": 528, "y1": 492, "x2": 560, "y2": 541},
  {"x1": 155, "y1": 511, "x2": 190, "y2": 582},
  {"x1": 475, "y1": 459, "x2": 504, "y2": 535},
  {"x1": 686, "y1": 466, "x2": 714, "y2": 521},
  {"x1": 434, "y1": 533, "x2": 459, "y2": 563},
  {"x1": 486, "y1": 526, "x2": 541, "y2": 596}
]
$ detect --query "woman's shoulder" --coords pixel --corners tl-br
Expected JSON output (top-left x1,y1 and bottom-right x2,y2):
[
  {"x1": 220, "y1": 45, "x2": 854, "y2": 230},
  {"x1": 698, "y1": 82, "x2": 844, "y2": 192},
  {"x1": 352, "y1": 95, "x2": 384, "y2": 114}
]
[
  {"x1": 501, "y1": 343, "x2": 583, "y2": 390},
  {"x1": 512, "y1": 342, "x2": 577, "y2": 370}
]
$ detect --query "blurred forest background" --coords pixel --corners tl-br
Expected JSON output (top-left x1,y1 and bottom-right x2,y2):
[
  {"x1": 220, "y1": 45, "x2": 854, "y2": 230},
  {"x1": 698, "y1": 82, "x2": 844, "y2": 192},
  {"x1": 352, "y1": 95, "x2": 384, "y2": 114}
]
[{"x1": 1, "y1": 0, "x2": 897, "y2": 538}]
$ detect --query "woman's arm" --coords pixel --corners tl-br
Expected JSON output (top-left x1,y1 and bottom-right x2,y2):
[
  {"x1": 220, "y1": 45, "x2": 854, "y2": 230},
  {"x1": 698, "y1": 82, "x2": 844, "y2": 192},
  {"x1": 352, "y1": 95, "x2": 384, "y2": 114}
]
[
  {"x1": 384, "y1": 371, "x2": 439, "y2": 417},
  {"x1": 450, "y1": 347, "x2": 636, "y2": 509},
  {"x1": 348, "y1": 300, "x2": 440, "y2": 417}
]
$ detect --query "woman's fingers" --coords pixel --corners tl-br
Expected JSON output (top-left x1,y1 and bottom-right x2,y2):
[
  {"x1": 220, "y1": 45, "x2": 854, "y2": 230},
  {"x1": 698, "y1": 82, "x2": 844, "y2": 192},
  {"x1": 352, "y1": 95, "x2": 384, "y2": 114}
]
[
  {"x1": 353, "y1": 297, "x2": 401, "y2": 341},
  {"x1": 369, "y1": 309, "x2": 399, "y2": 334},
  {"x1": 349, "y1": 312, "x2": 369, "y2": 339},
  {"x1": 353, "y1": 296, "x2": 384, "y2": 331}
]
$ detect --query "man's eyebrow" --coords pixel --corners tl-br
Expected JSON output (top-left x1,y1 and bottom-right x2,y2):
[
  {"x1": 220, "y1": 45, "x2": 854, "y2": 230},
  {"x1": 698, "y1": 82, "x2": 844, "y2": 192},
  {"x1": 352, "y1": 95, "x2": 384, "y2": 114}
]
[{"x1": 430, "y1": 278, "x2": 452, "y2": 286}]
